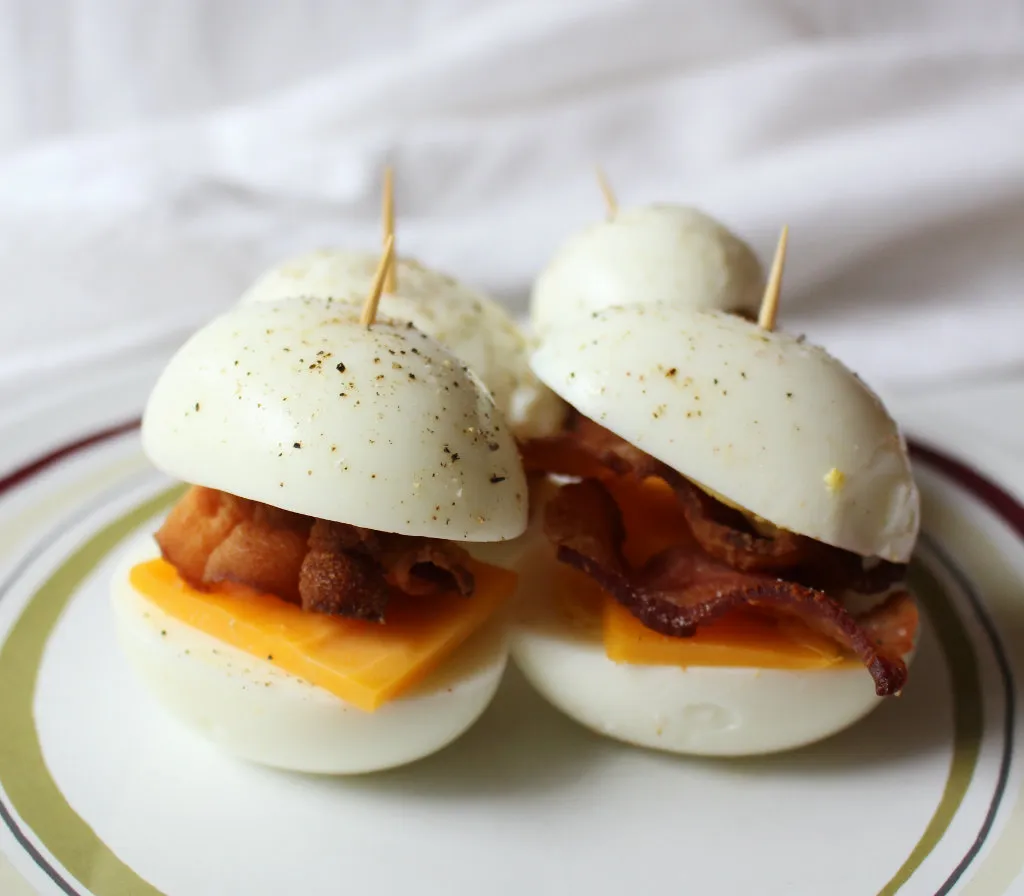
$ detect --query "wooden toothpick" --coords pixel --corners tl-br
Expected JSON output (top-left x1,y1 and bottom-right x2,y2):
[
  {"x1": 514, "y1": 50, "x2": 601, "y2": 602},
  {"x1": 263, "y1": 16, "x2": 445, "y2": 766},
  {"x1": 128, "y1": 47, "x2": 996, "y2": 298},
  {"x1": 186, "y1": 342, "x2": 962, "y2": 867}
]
[
  {"x1": 361, "y1": 235, "x2": 395, "y2": 327},
  {"x1": 757, "y1": 225, "x2": 789, "y2": 331},
  {"x1": 382, "y1": 166, "x2": 397, "y2": 293},
  {"x1": 595, "y1": 166, "x2": 617, "y2": 218}
]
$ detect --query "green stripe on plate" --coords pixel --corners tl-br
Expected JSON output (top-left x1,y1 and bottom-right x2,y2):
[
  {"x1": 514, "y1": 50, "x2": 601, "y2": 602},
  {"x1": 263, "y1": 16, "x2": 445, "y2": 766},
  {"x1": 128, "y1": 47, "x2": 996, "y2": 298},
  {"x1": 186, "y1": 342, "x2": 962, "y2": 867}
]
[
  {"x1": 0, "y1": 486, "x2": 180, "y2": 896},
  {"x1": 875, "y1": 561, "x2": 983, "y2": 895},
  {"x1": 0, "y1": 491, "x2": 986, "y2": 896}
]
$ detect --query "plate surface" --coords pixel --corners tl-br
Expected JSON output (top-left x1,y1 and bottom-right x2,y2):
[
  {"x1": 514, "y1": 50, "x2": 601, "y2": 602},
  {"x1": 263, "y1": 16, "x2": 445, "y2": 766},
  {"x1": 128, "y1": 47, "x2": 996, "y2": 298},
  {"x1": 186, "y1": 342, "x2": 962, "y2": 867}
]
[{"x1": 1, "y1": 367, "x2": 1023, "y2": 896}]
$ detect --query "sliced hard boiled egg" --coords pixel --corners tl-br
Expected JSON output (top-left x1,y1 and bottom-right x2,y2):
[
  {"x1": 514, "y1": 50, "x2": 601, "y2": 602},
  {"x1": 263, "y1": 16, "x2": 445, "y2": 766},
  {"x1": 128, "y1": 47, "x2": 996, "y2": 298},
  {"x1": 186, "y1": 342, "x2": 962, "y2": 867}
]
[
  {"x1": 509, "y1": 544, "x2": 917, "y2": 757},
  {"x1": 112, "y1": 535, "x2": 509, "y2": 774}
]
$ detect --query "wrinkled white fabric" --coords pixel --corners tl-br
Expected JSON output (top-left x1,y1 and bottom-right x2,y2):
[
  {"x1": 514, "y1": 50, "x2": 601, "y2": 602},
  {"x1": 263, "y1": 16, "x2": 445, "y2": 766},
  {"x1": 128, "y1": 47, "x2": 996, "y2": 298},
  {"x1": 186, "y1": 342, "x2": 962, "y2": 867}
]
[{"x1": 0, "y1": 1, "x2": 1022, "y2": 405}]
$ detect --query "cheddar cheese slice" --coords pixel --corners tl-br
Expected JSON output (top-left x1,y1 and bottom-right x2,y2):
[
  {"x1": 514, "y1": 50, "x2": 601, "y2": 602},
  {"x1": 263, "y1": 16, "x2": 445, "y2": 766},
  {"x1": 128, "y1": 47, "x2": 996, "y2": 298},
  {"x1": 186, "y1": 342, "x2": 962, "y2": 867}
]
[
  {"x1": 129, "y1": 557, "x2": 517, "y2": 712},
  {"x1": 553, "y1": 561, "x2": 843, "y2": 670},
  {"x1": 603, "y1": 596, "x2": 844, "y2": 670}
]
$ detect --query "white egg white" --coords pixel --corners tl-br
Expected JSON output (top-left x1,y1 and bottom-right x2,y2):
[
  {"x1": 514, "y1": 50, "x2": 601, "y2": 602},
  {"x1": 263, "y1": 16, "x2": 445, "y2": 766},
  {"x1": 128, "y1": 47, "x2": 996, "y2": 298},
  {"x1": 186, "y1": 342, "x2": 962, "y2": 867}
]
[
  {"x1": 509, "y1": 544, "x2": 917, "y2": 757},
  {"x1": 240, "y1": 249, "x2": 566, "y2": 440},
  {"x1": 530, "y1": 204, "x2": 764, "y2": 337},
  {"x1": 112, "y1": 536, "x2": 508, "y2": 775},
  {"x1": 143, "y1": 298, "x2": 528, "y2": 542},
  {"x1": 531, "y1": 305, "x2": 920, "y2": 563}
]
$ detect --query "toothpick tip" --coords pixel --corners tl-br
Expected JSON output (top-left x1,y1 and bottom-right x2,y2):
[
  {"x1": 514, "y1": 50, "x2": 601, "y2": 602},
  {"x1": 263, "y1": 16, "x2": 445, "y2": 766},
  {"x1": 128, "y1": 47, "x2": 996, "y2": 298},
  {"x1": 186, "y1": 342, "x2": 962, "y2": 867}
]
[
  {"x1": 757, "y1": 225, "x2": 789, "y2": 332},
  {"x1": 382, "y1": 167, "x2": 397, "y2": 293},
  {"x1": 595, "y1": 165, "x2": 617, "y2": 218},
  {"x1": 362, "y1": 234, "x2": 395, "y2": 327}
]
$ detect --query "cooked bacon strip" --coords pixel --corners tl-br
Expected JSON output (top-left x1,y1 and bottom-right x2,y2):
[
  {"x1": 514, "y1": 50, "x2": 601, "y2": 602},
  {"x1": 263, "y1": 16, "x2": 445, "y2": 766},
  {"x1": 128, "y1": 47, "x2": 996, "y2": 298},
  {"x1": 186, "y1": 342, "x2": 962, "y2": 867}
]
[
  {"x1": 631, "y1": 547, "x2": 910, "y2": 695},
  {"x1": 520, "y1": 414, "x2": 656, "y2": 480},
  {"x1": 155, "y1": 487, "x2": 253, "y2": 587},
  {"x1": 544, "y1": 472, "x2": 627, "y2": 576},
  {"x1": 299, "y1": 520, "x2": 393, "y2": 620},
  {"x1": 545, "y1": 480, "x2": 912, "y2": 696},
  {"x1": 664, "y1": 472, "x2": 907, "y2": 592},
  {"x1": 856, "y1": 590, "x2": 919, "y2": 659},
  {"x1": 666, "y1": 475, "x2": 808, "y2": 572},
  {"x1": 569, "y1": 417, "x2": 661, "y2": 479},
  {"x1": 204, "y1": 516, "x2": 310, "y2": 604},
  {"x1": 529, "y1": 418, "x2": 907, "y2": 594},
  {"x1": 155, "y1": 486, "x2": 475, "y2": 620},
  {"x1": 797, "y1": 552, "x2": 908, "y2": 597},
  {"x1": 379, "y1": 538, "x2": 475, "y2": 597}
]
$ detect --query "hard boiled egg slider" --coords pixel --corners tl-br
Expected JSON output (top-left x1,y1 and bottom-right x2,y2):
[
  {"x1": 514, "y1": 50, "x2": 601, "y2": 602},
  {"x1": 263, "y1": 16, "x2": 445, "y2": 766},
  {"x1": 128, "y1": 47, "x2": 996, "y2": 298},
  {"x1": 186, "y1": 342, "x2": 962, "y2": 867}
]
[
  {"x1": 514, "y1": 259, "x2": 920, "y2": 756},
  {"x1": 240, "y1": 174, "x2": 564, "y2": 441},
  {"x1": 530, "y1": 172, "x2": 764, "y2": 337},
  {"x1": 112, "y1": 255, "x2": 529, "y2": 774}
]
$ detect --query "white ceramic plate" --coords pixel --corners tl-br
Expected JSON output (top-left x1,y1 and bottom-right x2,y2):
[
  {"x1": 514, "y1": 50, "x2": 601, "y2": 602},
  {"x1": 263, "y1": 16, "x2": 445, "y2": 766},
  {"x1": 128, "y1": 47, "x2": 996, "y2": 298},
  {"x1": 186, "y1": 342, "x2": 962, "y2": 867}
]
[{"x1": 1, "y1": 362, "x2": 1023, "y2": 896}]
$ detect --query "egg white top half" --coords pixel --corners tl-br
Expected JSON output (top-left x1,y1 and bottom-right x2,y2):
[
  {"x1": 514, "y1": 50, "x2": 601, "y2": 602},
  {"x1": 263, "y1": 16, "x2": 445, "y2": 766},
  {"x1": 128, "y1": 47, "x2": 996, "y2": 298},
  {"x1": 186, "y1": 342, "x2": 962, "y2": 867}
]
[
  {"x1": 532, "y1": 304, "x2": 920, "y2": 563},
  {"x1": 241, "y1": 249, "x2": 566, "y2": 441},
  {"x1": 142, "y1": 297, "x2": 529, "y2": 541},
  {"x1": 530, "y1": 204, "x2": 765, "y2": 337}
]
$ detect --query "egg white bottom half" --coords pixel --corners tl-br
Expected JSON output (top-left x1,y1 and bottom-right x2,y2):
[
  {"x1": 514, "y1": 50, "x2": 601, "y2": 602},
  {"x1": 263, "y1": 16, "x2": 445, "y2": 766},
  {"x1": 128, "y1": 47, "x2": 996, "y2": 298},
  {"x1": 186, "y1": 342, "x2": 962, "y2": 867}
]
[
  {"x1": 110, "y1": 534, "x2": 509, "y2": 775},
  {"x1": 510, "y1": 544, "x2": 917, "y2": 757}
]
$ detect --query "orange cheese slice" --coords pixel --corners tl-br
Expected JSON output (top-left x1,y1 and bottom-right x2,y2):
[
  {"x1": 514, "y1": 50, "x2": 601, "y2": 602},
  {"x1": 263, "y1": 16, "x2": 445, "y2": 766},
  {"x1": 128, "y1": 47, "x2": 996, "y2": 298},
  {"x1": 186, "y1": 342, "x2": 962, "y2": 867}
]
[
  {"x1": 554, "y1": 561, "x2": 842, "y2": 670},
  {"x1": 606, "y1": 474, "x2": 697, "y2": 565},
  {"x1": 603, "y1": 597, "x2": 844, "y2": 670},
  {"x1": 129, "y1": 557, "x2": 517, "y2": 712}
]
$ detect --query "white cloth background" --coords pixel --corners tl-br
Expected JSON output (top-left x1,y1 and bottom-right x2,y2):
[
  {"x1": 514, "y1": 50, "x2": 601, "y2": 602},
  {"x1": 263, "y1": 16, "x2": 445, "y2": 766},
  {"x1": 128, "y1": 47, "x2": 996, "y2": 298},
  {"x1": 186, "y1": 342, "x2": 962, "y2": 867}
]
[{"x1": 1, "y1": 0, "x2": 1023, "y2": 412}]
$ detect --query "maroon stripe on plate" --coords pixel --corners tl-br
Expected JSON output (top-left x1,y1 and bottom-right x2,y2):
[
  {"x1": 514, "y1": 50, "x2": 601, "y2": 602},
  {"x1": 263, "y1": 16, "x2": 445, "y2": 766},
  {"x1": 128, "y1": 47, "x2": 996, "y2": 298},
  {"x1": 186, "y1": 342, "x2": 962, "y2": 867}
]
[
  {"x1": 909, "y1": 439, "x2": 1024, "y2": 539},
  {"x1": 0, "y1": 418, "x2": 141, "y2": 497}
]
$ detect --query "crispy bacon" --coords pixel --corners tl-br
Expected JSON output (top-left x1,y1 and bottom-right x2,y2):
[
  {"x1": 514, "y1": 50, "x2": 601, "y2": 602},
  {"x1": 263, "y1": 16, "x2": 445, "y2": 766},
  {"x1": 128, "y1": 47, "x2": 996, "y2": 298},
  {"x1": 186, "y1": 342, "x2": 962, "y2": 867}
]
[
  {"x1": 569, "y1": 417, "x2": 661, "y2": 479},
  {"x1": 203, "y1": 502, "x2": 312, "y2": 603},
  {"x1": 856, "y1": 590, "x2": 919, "y2": 659},
  {"x1": 664, "y1": 473, "x2": 907, "y2": 593},
  {"x1": 529, "y1": 418, "x2": 907, "y2": 595},
  {"x1": 154, "y1": 486, "x2": 475, "y2": 621},
  {"x1": 379, "y1": 539, "x2": 475, "y2": 597},
  {"x1": 299, "y1": 521, "x2": 393, "y2": 620},
  {"x1": 666, "y1": 474, "x2": 808, "y2": 572},
  {"x1": 156, "y1": 487, "x2": 254, "y2": 587},
  {"x1": 544, "y1": 471, "x2": 627, "y2": 575},
  {"x1": 545, "y1": 479, "x2": 913, "y2": 696}
]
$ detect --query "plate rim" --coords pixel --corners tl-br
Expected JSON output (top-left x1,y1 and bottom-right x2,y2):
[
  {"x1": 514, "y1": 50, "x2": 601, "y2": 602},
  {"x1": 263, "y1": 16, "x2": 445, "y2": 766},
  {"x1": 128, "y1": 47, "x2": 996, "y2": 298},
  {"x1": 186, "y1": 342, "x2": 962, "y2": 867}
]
[{"x1": 0, "y1": 423, "x2": 1019, "y2": 896}]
